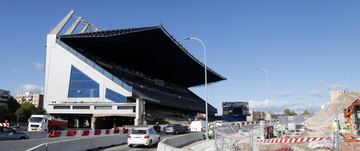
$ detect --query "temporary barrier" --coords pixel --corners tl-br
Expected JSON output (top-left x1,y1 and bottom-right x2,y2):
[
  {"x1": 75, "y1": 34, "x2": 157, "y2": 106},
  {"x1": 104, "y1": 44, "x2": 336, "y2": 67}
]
[
  {"x1": 256, "y1": 137, "x2": 331, "y2": 143},
  {"x1": 47, "y1": 127, "x2": 126, "y2": 138},
  {"x1": 0, "y1": 123, "x2": 9, "y2": 127}
]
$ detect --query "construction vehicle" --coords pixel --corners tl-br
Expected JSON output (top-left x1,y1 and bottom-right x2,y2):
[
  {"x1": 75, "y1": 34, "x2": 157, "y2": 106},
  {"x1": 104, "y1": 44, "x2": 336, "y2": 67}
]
[
  {"x1": 28, "y1": 115, "x2": 68, "y2": 132},
  {"x1": 343, "y1": 100, "x2": 360, "y2": 136}
]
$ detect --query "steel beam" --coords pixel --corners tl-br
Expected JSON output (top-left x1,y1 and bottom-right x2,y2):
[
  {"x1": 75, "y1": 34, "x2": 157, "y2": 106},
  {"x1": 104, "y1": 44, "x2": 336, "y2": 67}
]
[
  {"x1": 49, "y1": 10, "x2": 74, "y2": 35},
  {"x1": 80, "y1": 23, "x2": 89, "y2": 33},
  {"x1": 64, "y1": 17, "x2": 82, "y2": 35}
]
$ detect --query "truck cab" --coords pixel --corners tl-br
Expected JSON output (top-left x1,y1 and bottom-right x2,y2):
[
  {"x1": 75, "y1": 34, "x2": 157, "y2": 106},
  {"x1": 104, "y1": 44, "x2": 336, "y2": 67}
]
[{"x1": 28, "y1": 115, "x2": 50, "y2": 132}]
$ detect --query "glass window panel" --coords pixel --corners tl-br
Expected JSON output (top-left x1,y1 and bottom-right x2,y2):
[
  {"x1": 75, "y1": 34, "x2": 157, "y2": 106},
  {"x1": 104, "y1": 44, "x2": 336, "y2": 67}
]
[
  {"x1": 53, "y1": 106, "x2": 70, "y2": 109},
  {"x1": 68, "y1": 66, "x2": 99, "y2": 98},
  {"x1": 105, "y1": 88, "x2": 126, "y2": 103},
  {"x1": 73, "y1": 106, "x2": 90, "y2": 109}
]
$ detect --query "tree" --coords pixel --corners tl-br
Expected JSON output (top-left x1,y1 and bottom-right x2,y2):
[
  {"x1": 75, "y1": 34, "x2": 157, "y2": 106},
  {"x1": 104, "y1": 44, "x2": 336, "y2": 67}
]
[
  {"x1": 15, "y1": 102, "x2": 46, "y2": 122},
  {"x1": 0, "y1": 103, "x2": 9, "y2": 121},
  {"x1": 302, "y1": 110, "x2": 311, "y2": 115},
  {"x1": 283, "y1": 108, "x2": 297, "y2": 116},
  {"x1": 0, "y1": 96, "x2": 20, "y2": 122}
]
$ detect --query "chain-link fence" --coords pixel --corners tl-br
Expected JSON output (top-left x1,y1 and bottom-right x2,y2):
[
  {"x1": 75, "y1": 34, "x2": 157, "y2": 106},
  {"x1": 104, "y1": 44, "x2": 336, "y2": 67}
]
[{"x1": 214, "y1": 123, "x2": 260, "y2": 151}]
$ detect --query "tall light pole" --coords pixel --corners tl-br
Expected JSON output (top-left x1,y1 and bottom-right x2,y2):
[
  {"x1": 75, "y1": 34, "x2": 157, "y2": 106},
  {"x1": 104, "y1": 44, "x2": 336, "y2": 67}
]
[
  {"x1": 257, "y1": 67, "x2": 271, "y2": 114},
  {"x1": 184, "y1": 37, "x2": 208, "y2": 140}
]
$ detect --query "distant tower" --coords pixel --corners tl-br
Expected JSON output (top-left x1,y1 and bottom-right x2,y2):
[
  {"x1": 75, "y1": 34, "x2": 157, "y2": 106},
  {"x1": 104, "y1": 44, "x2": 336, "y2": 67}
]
[{"x1": 329, "y1": 90, "x2": 346, "y2": 103}]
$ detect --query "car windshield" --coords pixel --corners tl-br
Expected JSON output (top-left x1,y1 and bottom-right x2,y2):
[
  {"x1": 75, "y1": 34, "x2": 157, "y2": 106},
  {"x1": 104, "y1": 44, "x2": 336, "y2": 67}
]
[
  {"x1": 29, "y1": 117, "x2": 43, "y2": 123},
  {"x1": 132, "y1": 130, "x2": 147, "y2": 134}
]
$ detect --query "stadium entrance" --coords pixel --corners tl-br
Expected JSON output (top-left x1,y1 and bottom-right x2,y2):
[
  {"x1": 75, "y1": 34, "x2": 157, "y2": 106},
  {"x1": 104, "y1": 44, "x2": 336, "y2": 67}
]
[{"x1": 94, "y1": 116, "x2": 134, "y2": 129}]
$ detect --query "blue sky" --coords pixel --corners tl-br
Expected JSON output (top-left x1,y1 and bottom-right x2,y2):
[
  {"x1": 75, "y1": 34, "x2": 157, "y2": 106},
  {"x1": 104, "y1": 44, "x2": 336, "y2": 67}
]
[{"x1": 1, "y1": 0, "x2": 360, "y2": 114}]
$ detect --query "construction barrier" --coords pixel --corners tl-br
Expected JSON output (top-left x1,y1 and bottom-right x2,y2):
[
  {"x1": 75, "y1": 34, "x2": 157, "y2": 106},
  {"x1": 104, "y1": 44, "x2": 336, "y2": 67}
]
[
  {"x1": 48, "y1": 127, "x2": 128, "y2": 138},
  {"x1": 256, "y1": 137, "x2": 331, "y2": 143},
  {"x1": 0, "y1": 123, "x2": 9, "y2": 127}
]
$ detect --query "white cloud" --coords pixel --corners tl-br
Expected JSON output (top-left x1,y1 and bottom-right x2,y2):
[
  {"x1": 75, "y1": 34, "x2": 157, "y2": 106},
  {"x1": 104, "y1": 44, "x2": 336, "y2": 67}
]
[
  {"x1": 12, "y1": 68, "x2": 22, "y2": 72},
  {"x1": 34, "y1": 62, "x2": 44, "y2": 71},
  {"x1": 249, "y1": 99, "x2": 321, "y2": 114},
  {"x1": 20, "y1": 84, "x2": 44, "y2": 93}
]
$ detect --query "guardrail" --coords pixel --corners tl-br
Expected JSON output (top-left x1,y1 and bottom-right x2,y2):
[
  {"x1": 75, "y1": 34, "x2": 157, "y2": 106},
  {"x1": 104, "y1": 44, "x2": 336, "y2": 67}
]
[
  {"x1": 1, "y1": 128, "x2": 128, "y2": 151},
  {"x1": 157, "y1": 133, "x2": 204, "y2": 151},
  {"x1": 27, "y1": 134, "x2": 127, "y2": 151}
]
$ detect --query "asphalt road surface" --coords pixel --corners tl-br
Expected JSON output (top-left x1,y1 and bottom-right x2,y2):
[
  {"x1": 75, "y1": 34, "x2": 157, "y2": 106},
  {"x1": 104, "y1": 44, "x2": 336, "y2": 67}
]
[{"x1": 91, "y1": 133, "x2": 181, "y2": 151}]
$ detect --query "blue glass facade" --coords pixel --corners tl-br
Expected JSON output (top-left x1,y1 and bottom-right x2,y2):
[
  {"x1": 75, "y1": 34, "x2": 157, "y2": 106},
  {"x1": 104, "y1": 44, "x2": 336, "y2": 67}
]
[
  {"x1": 105, "y1": 88, "x2": 126, "y2": 103},
  {"x1": 68, "y1": 66, "x2": 99, "y2": 98}
]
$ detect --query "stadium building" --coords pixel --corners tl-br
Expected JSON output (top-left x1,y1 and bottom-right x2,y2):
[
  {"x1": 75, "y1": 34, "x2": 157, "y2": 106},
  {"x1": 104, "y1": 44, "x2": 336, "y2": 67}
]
[{"x1": 44, "y1": 10, "x2": 225, "y2": 129}]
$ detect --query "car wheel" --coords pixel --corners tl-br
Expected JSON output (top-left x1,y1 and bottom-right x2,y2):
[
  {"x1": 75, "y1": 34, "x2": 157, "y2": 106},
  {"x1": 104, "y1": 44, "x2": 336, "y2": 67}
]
[
  {"x1": 128, "y1": 144, "x2": 133, "y2": 148},
  {"x1": 148, "y1": 140, "x2": 152, "y2": 148}
]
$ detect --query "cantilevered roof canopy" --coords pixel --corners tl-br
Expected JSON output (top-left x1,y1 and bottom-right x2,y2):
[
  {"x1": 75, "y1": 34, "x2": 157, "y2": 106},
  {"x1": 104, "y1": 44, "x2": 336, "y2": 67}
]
[{"x1": 59, "y1": 25, "x2": 225, "y2": 87}]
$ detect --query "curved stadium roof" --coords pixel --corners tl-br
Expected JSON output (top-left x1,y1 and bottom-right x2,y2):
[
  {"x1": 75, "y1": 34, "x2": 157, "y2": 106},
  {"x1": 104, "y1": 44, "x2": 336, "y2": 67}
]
[{"x1": 59, "y1": 25, "x2": 226, "y2": 87}]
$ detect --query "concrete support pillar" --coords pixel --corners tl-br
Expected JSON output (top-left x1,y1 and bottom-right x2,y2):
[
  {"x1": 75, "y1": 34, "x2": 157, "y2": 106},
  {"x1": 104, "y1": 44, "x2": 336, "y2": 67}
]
[
  {"x1": 91, "y1": 117, "x2": 96, "y2": 130},
  {"x1": 135, "y1": 99, "x2": 145, "y2": 126}
]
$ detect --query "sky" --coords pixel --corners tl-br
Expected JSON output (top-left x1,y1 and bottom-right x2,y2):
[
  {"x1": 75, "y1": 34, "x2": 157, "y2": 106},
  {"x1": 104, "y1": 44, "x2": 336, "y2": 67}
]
[{"x1": 1, "y1": 0, "x2": 360, "y2": 114}]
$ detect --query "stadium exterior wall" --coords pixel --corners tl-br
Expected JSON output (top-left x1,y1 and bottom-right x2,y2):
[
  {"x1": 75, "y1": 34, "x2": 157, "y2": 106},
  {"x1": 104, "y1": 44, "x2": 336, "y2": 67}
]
[{"x1": 44, "y1": 34, "x2": 134, "y2": 116}]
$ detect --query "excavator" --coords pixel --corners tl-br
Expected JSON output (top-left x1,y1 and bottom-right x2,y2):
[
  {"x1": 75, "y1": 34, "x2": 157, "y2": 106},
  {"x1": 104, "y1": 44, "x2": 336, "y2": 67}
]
[{"x1": 343, "y1": 100, "x2": 360, "y2": 141}]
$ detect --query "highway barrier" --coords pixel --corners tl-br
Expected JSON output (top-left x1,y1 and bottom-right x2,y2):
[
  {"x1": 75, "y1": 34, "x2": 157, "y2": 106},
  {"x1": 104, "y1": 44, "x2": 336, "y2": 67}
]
[
  {"x1": 2, "y1": 127, "x2": 129, "y2": 151},
  {"x1": 23, "y1": 131, "x2": 48, "y2": 139},
  {"x1": 48, "y1": 127, "x2": 128, "y2": 138},
  {"x1": 27, "y1": 134, "x2": 127, "y2": 151},
  {"x1": 157, "y1": 133, "x2": 204, "y2": 151}
]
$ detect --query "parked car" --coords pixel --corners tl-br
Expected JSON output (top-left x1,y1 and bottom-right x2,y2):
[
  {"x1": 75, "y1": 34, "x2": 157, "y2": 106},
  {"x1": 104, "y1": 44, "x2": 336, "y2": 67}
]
[
  {"x1": 0, "y1": 126, "x2": 29, "y2": 141},
  {"x1": 127, "y1": 127, "x2": 160, "y2": 147},
  {"x1": 165, "y1": 124, "x2": 188, "y2": 134},
  {"x1": 190, "y1": 120, "x2": 206, "y2": 132}
]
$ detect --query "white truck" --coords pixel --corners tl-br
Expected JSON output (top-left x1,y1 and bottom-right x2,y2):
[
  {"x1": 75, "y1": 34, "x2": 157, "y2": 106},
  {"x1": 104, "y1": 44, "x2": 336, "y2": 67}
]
[{"x1": 28, "y1": 115, "x2": 68, "y2": 132}]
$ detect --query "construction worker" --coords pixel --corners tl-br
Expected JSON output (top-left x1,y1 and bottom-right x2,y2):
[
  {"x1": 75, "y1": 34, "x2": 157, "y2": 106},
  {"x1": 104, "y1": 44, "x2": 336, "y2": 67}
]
[
  {"x1": 332, "y1": 119, "x2": 341, "y2": 133},
  {"x1": 281, "y1": 124, "x2": 286, "y2": 137},
  {"x1": 276, "y1": 122, "x2": 283, "y2": 138},
  {"x1": 340, "y1": 121, "x2": 351, "y2": 134},
  {"x1": 208, "y1": 124, "x2": 214, "y2": 139}
]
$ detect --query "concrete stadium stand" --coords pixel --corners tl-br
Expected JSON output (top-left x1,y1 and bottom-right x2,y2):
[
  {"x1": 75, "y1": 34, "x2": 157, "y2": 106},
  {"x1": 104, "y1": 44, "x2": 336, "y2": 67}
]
[
  {"x1": 26, "y1": 134, "x2": 127, "y2": 151},
  {"x1": 157, "y1": 133, "x2": 204, "y2": 151}
]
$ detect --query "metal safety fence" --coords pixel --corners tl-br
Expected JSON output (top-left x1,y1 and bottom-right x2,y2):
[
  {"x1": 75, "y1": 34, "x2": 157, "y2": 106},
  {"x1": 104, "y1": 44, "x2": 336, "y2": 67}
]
[{"x1": 214, "y1": 123, "x2": 259, "y2": 151}]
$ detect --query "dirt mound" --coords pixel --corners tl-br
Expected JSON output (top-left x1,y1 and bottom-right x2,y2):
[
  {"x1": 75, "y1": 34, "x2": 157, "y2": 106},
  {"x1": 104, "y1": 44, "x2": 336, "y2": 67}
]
[{"x1": 303, "y1": 92, "x2": 360, "y2": 131}]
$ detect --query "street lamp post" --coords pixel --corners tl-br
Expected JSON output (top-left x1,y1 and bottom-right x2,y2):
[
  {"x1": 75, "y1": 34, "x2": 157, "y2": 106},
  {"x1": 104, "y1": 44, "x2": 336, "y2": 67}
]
[
  {"x1": 257, "y1": 67, "x2": 271, "y2": 114},
  {"x1": 184, "y1": 37, "x2": 208, "y2": 140}
]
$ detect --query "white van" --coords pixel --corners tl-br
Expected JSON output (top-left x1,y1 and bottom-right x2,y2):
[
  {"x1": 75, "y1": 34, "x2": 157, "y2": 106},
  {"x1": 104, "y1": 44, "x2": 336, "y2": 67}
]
[{"x1": 190, "y1": 120, "x2": 206, "y2": 132}]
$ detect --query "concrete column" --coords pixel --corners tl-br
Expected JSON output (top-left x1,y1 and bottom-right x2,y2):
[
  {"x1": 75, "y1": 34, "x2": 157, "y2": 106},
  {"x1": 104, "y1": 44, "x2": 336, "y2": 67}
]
[
  {"x1": 91, "y1": 117, "x2": 96, "y2": 130},
  {"x1": 135, "y1": 99, "x2": 145, "y2": 126}
]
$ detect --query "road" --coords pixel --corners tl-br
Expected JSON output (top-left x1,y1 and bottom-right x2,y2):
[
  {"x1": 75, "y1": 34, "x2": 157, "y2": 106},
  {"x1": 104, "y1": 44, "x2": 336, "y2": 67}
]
[{"x1": 91, "y1": 133, "x2": 179, "y2": 151}]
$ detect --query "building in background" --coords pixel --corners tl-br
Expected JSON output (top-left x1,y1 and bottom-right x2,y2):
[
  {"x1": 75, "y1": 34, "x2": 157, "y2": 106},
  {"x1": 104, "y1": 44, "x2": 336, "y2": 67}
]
[
  {"x1": 246, "y1": 111, "x2": 266, "y2": 121},
  {"x1": 223, "y1": 102, "x2": 249, "y2": 116},
  {"x1": 329, "y1": 90, "x2": 346, "y2": 103},
  {"x1": 222, "y1": 102, "x2": 250, "y2": 121},
  {"x1": 0, "y1": 89, "x2": 11, "y2": 101},
  {"x1": 16, "y1": 92, "x2": 44, "y2": 108}
]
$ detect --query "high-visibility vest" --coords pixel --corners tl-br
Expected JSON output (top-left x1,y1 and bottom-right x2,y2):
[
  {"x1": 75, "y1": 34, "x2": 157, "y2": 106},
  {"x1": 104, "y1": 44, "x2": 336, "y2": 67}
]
[{"x1": 333, "y1": 122, "x2": 340, "y2": 132}]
